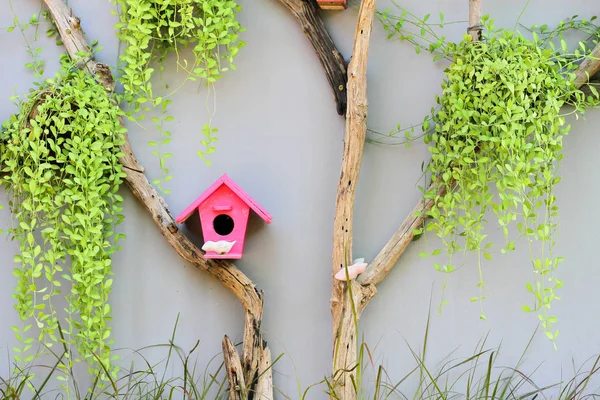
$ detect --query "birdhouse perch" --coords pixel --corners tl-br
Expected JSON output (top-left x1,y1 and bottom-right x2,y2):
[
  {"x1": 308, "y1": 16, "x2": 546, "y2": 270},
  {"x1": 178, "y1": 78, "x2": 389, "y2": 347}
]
[
  {"x1": 176, "y1": 174, "x2": 272, "y2": 259},
  {"x1": 317, "y1": 0, "x2": 347, "y2": 10}
]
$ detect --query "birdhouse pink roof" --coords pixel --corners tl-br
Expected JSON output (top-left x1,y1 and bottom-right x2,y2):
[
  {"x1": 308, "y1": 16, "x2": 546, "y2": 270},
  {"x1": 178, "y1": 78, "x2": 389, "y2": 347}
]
[{"x1": 176, "y1": 174, "x2": 272, "y2": 224}]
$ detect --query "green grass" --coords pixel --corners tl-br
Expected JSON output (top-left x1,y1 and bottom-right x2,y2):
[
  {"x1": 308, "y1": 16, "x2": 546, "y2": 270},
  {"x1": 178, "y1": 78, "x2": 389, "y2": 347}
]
[
  {"x1": 2, "y1": 313, "x2": 600, "y2": 400},
  {"x1": 1, "y1": 315, "x2": 228, "y2": 399},
  {"x1": 318, "y1": 303, "x2": 600, "y2": 400}
]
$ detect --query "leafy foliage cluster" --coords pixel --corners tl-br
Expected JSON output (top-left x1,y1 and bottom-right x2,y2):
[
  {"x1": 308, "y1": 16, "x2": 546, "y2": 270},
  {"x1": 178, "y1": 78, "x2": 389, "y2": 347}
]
[
  {"x1": 383, "y1": 15, "x2": 600, "y2": 343},
  {"x1": 374, "y1": 7, "x2": 600, "y2": 146},
  {"x1": 422, "y1": 26, "x2": 571, "y2": 338},
  {"x1": 113, "y1": 0, "x2": 245, "y2": 182},
  {"x1": 0, "y1": 50, "x2": 126, "y2": 381}
]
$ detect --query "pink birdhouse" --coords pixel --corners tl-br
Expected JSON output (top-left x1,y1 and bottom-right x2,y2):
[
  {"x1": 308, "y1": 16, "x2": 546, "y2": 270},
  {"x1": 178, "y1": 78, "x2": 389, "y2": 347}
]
[{"x1": 175, "y1": 174, "x2": 272, "y2": 259}]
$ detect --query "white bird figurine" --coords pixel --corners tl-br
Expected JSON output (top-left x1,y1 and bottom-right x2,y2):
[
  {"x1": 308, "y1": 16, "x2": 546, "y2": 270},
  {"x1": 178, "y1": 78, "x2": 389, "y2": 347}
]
[
  {"x1": 202, "y1": 240, "x2": 236, "y2": 255},
  {"x1": 334, "y1": 258, "x2": 368, "y2": 281}
]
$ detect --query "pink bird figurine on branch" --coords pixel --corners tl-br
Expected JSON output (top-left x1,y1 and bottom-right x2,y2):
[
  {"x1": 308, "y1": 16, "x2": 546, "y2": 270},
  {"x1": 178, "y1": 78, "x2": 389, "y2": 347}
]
[{"x1": 334, "y1": 258, "x2": 368, "y2": 281}]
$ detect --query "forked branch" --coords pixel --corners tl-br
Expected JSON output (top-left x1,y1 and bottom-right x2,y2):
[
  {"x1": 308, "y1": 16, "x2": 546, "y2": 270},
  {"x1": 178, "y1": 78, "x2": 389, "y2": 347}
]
[
  {"x1": 277, "y1": 0, "x2": 348, "y2": 115},
  {"x1": 223, "y1": 336, "x2": 247, "y2": 400},
  {"x1": 330, "y1": 0, "x2": 377, "y2": 398}
]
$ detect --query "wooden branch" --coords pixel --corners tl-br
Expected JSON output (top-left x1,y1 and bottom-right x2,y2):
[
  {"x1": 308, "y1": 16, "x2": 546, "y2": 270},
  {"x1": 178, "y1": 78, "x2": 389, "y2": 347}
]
[
  {"x1": 331, "y1": 280, "x2": 376, "y2": 398},
  {"x1": 468, "y1": 0, "x2": 482, "y2": 41},
  {"x1": 277, "y1": 0, "x2": 348, "y2": 115},
  {"x1": 254, "y1": 347, "x2": 274, "y2": 398},
  {"x1": 357, "y1": 191, "x2": 434, "y2": 286},
  {"x1": 331, "y1": 0, "x2": 374, "y2": 335},
  {"x1": 223, "y1": 336, "x2": 247, "y2": 400},
  {"x1": 330, "y1": 0, "x2": 377, "y2": 397},
  {"x1": 574, "y1": 42, "x2": 600, "y2": 89},
  {"x1": 40, "y1": 1, "x2": 273, "y2": 398},
  {"x1": 42, "y1": 0, "x2": 114, "y2": 91}
]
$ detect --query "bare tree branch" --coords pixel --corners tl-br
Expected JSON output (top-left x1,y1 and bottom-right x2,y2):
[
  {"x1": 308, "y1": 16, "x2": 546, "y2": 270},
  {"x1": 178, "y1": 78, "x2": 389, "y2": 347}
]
[
  {"x1": 330, "y1": 0, "x2": 377, "y2": 397},
  {"x1": 255, "y1": 346, "x2": 274, "y2": 397},
  {"x1": 357, "y1": 190, "x2": 437, "y2": 286},
  {"x1": 468, "y1": 0, "x2": 482, "y2": 41},
  {"x1": 223, "y1": 335, "x2": 247, "y2": 400},
  {"x1": 277, "y1": 0, "x2": 348, "y2": 115}
]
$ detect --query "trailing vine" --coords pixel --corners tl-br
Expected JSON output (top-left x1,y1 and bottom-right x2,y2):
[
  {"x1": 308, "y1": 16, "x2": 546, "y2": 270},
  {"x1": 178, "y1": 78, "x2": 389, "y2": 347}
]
[
  {"x1": 524, "y1": 15, "x2": 600, "y2": 57},
  {"x1": 1, "y1": 53, "x2": 126, "y2": 380},
  {"x1": 0, "y1": 0, "x2": 247, "y2": 387},
  {"x1": 113, "y1": 0, "x2": 245, "y2": 185},
  {"x1": 378, "y1": 8, "x2": 600, "y2": 343}
]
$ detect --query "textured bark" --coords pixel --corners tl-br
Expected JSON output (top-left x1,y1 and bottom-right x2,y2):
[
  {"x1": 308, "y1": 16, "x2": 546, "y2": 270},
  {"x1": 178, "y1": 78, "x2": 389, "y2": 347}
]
[
  {"x1": 468, "y1": 0, "x2": 482, "y2": 41},
  {"x1": 574, "y1": 42, "x2": 600, "y2": 89},
  {"x1": 330, "y1": 0, "x2": 377, "y2": 397},
  {"x1": 42, "y1": 0, "x2": 115, "y2": 91},
  {"x1": 255, "y1": 347, "x2": 274, "y2": 397},
  {"x1": 41, "y1": 1, "x2": 273, "y2": 399},
  {"x1": 331, "y1": 281, "x2": 376, "y2": 396},
  {"x1": 277, "y1": 0, "x2": 348, "y2": 115},
  {"x1": 223, "y1": 336, "x2": 247, "y2": 400}
]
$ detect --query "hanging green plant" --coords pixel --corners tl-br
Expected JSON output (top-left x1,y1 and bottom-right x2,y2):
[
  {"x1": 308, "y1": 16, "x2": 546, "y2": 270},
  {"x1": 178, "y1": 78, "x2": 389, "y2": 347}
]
[
  {"x1": 0, "y1": 54, "x2": 126, "y2": 378},
  {"x1": 417, "y1": 17, "x2": 596, "y2": 344},
  {"x1": 115, "y1": 0, "x2": 245, "y2": 95},
  {"x1": 113, "y1": 0, "x2": 245, "y2": 175},
  {"x1": 376, "y1": 5, "x2": 600, "y2": 345}
]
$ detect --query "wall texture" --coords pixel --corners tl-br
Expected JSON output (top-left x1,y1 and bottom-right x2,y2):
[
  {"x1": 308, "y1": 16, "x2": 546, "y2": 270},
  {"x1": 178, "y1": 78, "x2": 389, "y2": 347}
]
[{"x1": 1, "y1": 0, "x2": 600, "y2": 398}]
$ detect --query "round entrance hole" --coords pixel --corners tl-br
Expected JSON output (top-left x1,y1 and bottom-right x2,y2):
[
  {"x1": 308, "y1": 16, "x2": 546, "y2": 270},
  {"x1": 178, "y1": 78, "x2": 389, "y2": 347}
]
[{"x1": 213, "y1": 214, "x2": 234, "y2": 236}]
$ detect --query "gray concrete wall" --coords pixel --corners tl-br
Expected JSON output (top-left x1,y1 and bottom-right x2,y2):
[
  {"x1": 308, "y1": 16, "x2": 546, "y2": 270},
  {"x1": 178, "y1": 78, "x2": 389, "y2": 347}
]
[{"x1": 1, "y1": 0, "x2": 600, "y2": 398}]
